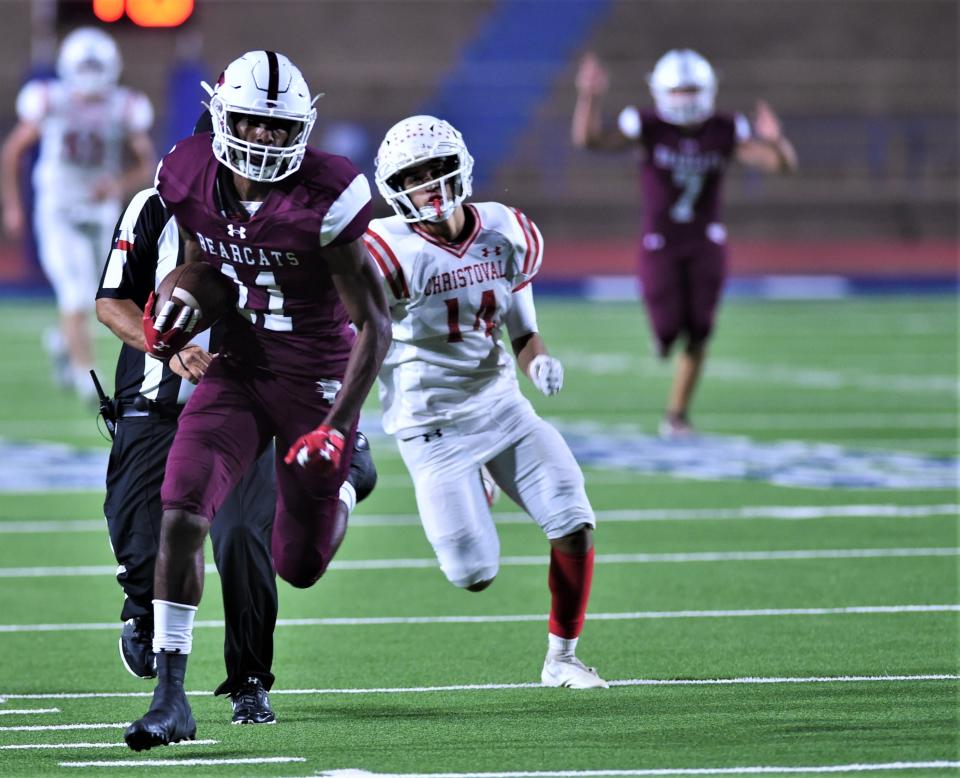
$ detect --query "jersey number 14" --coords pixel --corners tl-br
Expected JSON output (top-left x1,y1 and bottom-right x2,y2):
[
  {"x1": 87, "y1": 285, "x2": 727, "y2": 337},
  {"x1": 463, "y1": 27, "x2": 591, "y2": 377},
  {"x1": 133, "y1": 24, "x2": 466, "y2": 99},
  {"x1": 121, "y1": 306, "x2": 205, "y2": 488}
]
[{"x1": 444, "y1": 291, "x2": 497, "y2": 343}]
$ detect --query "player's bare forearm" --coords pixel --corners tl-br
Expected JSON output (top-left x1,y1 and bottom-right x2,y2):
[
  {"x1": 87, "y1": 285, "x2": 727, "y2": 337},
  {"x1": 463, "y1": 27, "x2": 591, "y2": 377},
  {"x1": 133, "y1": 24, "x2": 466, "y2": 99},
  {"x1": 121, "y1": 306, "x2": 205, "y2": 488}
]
[
  {"x1": 0, "y1": 122, "x2": 40, "y2": 231},
  {"x1": 96, "y1": 297, "x2": 149, "y2": 351},
  {"x1": 325, "y1": 238, "x2": 392, "y2": 433},
  {"x1": 179, "y1": 227, "x2": 204, "y2": 263},
  {"x1": 512, "y1": 331, "x2": 548, "y2": 377},
  {"x1": 738, "y1": 101, "x2": 798, "y2": 174},
  {"x1": 118, "y1": 132, "x2": 157, "y2": 195},
  {"x1": 737, "y1": 137, "x2": 798, "y2": 174},
  {"x1": 572, "y1": 94, "x2": 629, "y2": 151}
]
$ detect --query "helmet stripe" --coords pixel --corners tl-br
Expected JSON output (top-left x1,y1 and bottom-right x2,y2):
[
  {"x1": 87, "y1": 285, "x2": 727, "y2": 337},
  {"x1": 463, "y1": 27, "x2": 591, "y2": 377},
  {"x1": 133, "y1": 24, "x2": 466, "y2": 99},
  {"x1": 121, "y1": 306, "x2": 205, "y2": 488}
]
[{"x1": 264, "y1": 50, "x2": 280, "y2": 101}]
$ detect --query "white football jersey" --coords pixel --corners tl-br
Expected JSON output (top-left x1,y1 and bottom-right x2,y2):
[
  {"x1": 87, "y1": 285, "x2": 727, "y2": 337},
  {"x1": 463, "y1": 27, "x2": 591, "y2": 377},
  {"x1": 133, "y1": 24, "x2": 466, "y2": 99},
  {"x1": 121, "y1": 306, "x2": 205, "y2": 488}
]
[
  {"x1": 366, "y1": 202, "x2": 544, "y2": 436},
  {"x1": 16, "y1": 79, "x2": 153, "y2": 215}
]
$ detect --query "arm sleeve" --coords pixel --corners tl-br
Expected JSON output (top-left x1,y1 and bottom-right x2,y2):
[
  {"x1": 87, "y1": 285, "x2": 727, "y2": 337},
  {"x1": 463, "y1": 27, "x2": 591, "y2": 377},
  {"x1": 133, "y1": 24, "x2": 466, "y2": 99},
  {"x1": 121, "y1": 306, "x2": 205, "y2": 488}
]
[
  {"x1": 503, "y1": 283, "x2": 539, "y2": 341},
  {"x1": 617, "y1": 106, "x2": 642, "y2": 140},
  {"x1": 508, "y1": 208, "x2": 544, "y2": 292},
  {"x1": 97, "y1": 187, "x2": 169, "y2": 303},
  {"x1": 15, "y1": 81, "x2": 47, "y2": 123},
  {"x1": 321, "y1": 173, "x2": 373, "y2": 248},
  {"x1": 125, "y1": 91, "x2": 154, "y2": 133},
  {"x1": 734, "y1": 112, "x2": 752, "y2": 144}
]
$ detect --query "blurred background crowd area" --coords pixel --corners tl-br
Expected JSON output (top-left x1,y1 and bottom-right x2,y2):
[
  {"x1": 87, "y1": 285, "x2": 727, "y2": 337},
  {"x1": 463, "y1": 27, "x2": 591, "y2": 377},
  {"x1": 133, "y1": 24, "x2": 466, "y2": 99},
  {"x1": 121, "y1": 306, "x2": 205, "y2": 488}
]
[{"x1": 0, "y1": 0, "x2": 956, "y2": 289}]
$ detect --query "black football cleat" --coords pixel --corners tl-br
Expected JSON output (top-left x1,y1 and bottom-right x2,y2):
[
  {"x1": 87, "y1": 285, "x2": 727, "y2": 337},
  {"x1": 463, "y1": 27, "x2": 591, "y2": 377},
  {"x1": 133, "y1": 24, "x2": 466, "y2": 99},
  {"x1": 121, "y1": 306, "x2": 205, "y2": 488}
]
[
  {"x1": 124, "y1": 682, "x2": 196, "y2": 751},
  {"x1": 347, "y1": 431, "x2": 377, "y2": 503},
  {"x1": 119, "y1": 617, "x2": 157, "y2": 679},
  {"x1": 229, "y1": 676, "x2": 276, "y2": 725}
]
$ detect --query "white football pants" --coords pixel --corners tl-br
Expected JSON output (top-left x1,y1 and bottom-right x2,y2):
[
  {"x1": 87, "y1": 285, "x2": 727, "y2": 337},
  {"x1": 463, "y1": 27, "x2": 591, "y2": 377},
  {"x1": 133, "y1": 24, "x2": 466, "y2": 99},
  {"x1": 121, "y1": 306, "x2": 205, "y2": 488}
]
[
  {"x1": 34, "y1": 201, "x2": 119, "y2": 314},
  {"x1": 396, "y1": 394, "x2": 595, "y2": 589}
]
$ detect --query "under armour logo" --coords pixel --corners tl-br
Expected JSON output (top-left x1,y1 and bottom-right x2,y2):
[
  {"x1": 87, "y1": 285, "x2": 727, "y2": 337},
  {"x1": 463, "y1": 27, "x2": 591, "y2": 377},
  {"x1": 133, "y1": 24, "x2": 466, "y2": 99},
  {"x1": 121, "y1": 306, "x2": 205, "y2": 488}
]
[
  {"x1": 227, "y1": 224, "x2": 247, "y2": 239},
  {"x1": 481, "y1": 246, "x2": 502, "y2": 257}
]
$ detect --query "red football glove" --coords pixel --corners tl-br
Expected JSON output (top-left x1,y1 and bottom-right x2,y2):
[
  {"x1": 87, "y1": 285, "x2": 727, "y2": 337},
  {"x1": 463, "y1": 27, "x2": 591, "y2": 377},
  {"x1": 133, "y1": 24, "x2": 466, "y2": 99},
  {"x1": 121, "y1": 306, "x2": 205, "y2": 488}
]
[
  {"x1": 284, "y1": 425, "x2": 346, "y2": 472},
  {"x1": 142, "y1": 291, "x2": 199, "y2": 359}
]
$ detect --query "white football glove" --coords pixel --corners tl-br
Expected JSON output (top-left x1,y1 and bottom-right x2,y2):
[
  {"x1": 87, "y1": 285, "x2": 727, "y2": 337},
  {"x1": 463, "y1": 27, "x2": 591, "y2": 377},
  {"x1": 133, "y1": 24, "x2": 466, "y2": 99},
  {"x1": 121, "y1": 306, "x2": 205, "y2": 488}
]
[{"x1": 528, "y1": 354, "x2": 564, "y2": 396}]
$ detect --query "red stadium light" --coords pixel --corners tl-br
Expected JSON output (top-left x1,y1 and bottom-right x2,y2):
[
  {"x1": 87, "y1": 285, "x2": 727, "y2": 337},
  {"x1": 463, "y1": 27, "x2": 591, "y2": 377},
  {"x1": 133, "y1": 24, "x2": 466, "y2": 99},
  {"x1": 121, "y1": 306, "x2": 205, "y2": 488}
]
[
  {"x1": 92, "y1": 0, "x2": 124, "y2": 23},
  {"x1": 125, "y1": 0, "x2": 194, "y2": 27},
  {"x1": 90, "y1": 0, "x2": 194, "y2": 27}
]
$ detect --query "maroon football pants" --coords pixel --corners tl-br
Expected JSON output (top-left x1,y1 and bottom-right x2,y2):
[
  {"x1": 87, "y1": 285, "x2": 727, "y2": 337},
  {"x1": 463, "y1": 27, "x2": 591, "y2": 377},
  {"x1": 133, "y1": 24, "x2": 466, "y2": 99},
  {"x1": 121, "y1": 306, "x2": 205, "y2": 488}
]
[
  {"x1": 160, "y1": 356, "x2": 355, "y2": 588},
  {"x1": 638, "y1": 241, "x2": 727, "y2": 357}
]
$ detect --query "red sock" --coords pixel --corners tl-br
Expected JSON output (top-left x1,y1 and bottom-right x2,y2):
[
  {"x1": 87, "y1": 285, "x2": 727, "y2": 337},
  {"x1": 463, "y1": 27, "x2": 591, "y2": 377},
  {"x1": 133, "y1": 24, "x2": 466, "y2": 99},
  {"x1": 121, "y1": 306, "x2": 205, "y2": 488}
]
[{"x1": 547, "y1": 546, "x2": 594, "y2": 639}]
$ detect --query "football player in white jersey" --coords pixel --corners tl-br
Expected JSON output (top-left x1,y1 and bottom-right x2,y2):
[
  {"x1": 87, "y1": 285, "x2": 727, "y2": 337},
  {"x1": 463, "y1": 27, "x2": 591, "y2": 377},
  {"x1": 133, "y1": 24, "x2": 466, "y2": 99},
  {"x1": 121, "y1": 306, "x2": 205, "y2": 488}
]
[
  {"x1": 368, "y1": 115, "x2": 607, "y2": 689},
  {"x1": 1, "y1": 27, "x2": 156, "y2": 400}
]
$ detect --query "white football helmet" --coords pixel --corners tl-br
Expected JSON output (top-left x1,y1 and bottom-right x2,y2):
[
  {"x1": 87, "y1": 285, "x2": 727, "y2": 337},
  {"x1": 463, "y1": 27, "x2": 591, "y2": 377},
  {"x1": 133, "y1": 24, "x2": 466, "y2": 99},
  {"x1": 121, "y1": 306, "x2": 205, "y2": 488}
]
[
  {"x1": 374, "y1": 115, "x2": 474, "y2": 223},
  {"x1": 648, "y1": 49, "x2": 717, "y2": 126},
  {"x1": 57, "y1": 27, "x2": 121, "y2": 97},
  {"x1": 202, "y1": 51, "x2": 318, "y2": 182}
]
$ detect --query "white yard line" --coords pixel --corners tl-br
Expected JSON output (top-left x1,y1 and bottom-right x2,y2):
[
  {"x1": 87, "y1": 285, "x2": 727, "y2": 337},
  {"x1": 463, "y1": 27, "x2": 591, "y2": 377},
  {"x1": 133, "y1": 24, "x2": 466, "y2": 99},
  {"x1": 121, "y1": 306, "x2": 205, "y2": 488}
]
[
  {"x1": 1, "y1": 603, "x2": 956, "y2": 635},
  {"x1": 0, "y1": 520, "x2": 105, "y2": 534},
  {"x1": 0, "y1": 546, "x2": 956, "y2": 578},
  {"x1": 2, "y1": 504, "x2": 956, "y2": 533},
  {"x1": 0, "y1": 707, "x2": 58, "y2": 715},
  {"x1": 305, "y1": 762, "x2": 960, "y2": 777},
  {"x1": 60, "y1": 756, "x2": 305, "y2": 768},
  {"x1": 0, "y1": 722, "x2": 128, "y2": 732},
  {"x1": 2, "y1": 674, "x2": 956, "y2": 701},
  {"x1": 0, "y1": 739, "x2": 217, "y2": 750},
  {"x1": 560, "y1": 352, "x2": 959, "y2": 394}
]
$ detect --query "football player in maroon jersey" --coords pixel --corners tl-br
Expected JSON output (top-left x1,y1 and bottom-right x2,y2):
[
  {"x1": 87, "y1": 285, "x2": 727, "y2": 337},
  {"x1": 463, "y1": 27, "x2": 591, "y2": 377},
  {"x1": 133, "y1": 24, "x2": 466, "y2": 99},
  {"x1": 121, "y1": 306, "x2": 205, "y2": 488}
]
[
  {"x1": 123, "y1": 51, "x2": 390, "y2": 751},
  {"x1": 573, "y1": 49, "x2": 797, "y2": 438}
]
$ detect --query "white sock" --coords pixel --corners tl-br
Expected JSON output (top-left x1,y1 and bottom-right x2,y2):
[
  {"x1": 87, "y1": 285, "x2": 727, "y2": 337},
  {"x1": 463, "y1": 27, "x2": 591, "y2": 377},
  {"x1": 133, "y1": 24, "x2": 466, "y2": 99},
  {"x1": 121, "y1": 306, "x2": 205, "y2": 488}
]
[
  {"x1": 153, "y1": 599, "x2": 197, "y2": 655},
  {"x1": 72, "y1": 365, "x2": 96, "y2": 398},
  {"x1": 339, "y1": 480, "x2": 357, "y2": 515},
  {"x1": 547, "y1": 633, "x2": 579, "y2": 660}
]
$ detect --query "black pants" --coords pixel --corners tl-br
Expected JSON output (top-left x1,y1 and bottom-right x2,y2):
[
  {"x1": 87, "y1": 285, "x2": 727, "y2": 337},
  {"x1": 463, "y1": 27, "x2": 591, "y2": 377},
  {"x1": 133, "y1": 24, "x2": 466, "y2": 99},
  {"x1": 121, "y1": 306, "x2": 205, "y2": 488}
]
[{"x1": 103, "y1": 414, "x2": 278, "y2": 694}]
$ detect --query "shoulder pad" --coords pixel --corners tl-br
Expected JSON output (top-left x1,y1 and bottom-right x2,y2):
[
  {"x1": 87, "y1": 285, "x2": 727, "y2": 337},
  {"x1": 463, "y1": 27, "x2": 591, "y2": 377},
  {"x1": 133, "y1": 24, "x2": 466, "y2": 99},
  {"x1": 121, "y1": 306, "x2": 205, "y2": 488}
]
[
  {"x1": 155, "y1": 134, "x2": 213, "y2": 208},
  {"x1": 15, "y1": 80, "x2": 52, "y2": 123},
  {"x1": 475, "y1": 202, "x2": 543, "y2": 290},
  {"x1": 365, "y1": 218, "x2": 411, "y2": 301}
]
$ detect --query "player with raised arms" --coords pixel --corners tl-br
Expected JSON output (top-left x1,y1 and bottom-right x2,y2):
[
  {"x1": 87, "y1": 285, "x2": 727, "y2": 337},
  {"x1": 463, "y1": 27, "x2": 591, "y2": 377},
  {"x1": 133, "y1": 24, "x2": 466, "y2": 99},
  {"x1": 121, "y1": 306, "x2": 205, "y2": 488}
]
[
  {"x1": 368, "y1": 115, "x2": 607, "y2": 690},
  {"x1": 123, "y1": 51, "x2": 390, "y2": 750},
  {"x1": 573, "y1": 49, "x2": 797, "y2": 437}
]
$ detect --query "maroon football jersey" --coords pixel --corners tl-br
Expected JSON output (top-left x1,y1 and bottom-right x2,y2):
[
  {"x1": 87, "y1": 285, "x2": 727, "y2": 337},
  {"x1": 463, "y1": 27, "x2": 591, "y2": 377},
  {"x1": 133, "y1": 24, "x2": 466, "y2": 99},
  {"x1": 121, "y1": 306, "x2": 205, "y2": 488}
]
[
  {"x1": 637, "y1": 110, "x2": 744, "y2": 250},
  {"x1": 156, "y1": 133, "x2": 372, "y2": 376}
]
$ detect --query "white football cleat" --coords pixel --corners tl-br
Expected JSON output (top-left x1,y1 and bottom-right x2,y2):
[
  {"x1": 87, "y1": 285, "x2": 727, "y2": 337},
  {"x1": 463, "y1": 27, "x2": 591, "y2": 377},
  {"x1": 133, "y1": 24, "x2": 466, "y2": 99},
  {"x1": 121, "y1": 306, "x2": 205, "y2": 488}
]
[
  {"x1": 658, "y1": 412, "x2": 696, "y2": 440},
  {"x1": 541, "y1": 655, "x2": 609, "y2": 689}
]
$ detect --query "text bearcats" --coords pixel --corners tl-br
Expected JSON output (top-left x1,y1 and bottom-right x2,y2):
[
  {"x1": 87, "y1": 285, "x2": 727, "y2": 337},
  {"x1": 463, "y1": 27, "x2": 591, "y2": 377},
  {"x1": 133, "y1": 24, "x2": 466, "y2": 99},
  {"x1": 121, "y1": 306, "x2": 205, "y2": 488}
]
[
  {"x1": 195, "y1": 231, "x2": 300, "y2": 268},
  {"x1": 653, "y1": 144, "x2": 725, "y2": 174}
]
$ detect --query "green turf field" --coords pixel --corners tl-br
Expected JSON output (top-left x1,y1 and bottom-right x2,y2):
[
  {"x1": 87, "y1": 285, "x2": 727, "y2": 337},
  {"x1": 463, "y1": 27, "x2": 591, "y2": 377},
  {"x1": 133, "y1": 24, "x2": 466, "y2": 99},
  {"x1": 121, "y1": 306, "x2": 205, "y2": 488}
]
[{"x1": 0, "y1": 297, "x2": 957, "y2": 777}]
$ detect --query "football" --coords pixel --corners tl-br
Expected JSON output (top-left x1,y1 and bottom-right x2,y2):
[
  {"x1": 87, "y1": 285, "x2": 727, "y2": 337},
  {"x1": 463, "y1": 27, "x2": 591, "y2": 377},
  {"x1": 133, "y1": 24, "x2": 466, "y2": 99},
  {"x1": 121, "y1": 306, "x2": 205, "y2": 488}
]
[{"x1": 152, "y1": 261, "x2": 238, "y2": 343}]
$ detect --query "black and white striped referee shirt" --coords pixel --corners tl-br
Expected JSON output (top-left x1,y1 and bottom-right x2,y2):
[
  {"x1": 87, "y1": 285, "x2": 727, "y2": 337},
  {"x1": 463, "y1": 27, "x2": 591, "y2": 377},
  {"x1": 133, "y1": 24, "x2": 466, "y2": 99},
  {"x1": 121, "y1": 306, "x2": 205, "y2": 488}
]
[{"x1": 96, "y1": 186, "x2": 214, "y2": 408}]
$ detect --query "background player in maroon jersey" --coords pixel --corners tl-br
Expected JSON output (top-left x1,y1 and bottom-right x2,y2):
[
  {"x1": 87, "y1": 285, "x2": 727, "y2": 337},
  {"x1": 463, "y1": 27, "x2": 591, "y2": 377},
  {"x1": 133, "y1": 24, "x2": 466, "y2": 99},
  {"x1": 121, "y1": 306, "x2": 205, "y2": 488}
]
[
  {"x1": 124, "y1": 51, "x2": 390, "y2": 751},
  {"x1": 572, "y1": 49, "x2": 797, "y2": 438}
]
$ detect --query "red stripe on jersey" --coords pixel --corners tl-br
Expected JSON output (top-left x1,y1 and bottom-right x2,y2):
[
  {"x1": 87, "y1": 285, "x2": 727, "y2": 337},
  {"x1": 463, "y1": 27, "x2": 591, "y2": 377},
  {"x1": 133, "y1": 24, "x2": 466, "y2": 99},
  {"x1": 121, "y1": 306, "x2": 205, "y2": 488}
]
[
  {"x1": 526, "y1": 212, "x2": 541, "y2": 275},
  {"x1": 366, "y1": 229, "x2": 410, "y2": 298},
  {"x1": 115, "y1": 239, "x2": 134, "y2": 252},
  {"x1": 364, "y1": 238, "x2": 403, "y2": 300},
  {"x1": 510, "y1": 207, "x2": 534, "y2": 276}
]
